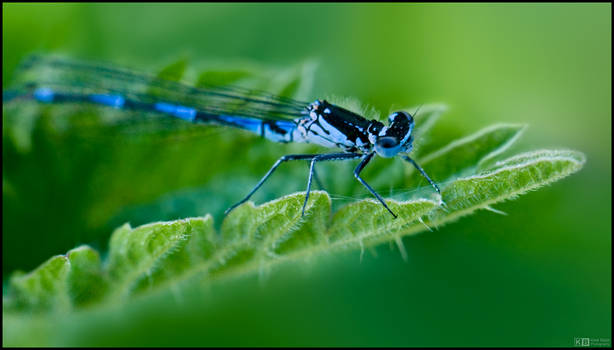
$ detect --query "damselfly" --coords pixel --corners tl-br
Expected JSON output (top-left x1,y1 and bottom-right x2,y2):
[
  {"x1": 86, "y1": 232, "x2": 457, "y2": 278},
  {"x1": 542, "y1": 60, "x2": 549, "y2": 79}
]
[{"x1": 3, "y1": 55, "x2": 441, "y2": 218}]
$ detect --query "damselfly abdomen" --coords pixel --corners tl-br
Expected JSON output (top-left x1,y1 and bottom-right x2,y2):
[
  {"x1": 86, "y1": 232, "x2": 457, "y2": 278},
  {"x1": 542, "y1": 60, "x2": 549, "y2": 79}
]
[{"x1": 4, "y1": 55, "x2": 441, "y2": 218}]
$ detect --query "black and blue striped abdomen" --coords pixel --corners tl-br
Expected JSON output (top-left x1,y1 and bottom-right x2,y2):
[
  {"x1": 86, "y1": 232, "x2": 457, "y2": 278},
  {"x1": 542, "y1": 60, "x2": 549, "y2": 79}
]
[{"x1": 30, "y1": 87, "x2": 300, "y2": 143}]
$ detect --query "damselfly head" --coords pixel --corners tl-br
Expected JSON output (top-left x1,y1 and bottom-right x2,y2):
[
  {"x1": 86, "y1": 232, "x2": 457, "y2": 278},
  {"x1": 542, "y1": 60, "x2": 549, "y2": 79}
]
[{"x1": 373, "y1": 111, "x2": 414, "y2": 158}]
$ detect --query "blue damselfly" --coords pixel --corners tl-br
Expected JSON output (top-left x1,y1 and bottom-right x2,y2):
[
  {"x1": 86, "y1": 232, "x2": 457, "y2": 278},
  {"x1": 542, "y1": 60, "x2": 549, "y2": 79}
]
[{"x1": 3, "y1": 55, "x2": 441, "y2": 218}]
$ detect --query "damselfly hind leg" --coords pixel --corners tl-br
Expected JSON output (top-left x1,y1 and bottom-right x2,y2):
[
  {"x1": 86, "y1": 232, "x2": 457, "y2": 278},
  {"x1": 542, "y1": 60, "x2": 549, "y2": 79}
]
[
  {"x1": 354, "y1": 152, "x2": 398, "y2": 219},
  {"x1": 224, "y1": 153, "x2": 321, "y2": 216},
  {"x1": 302, "y1": 152, "x2": 362, "y2": 216}
]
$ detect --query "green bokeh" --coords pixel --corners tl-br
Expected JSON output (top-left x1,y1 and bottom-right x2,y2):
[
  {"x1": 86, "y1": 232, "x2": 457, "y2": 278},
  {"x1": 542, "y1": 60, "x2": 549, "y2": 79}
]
[{"x1": 2, "y1": 3, "x2": 611, "y2": 347}]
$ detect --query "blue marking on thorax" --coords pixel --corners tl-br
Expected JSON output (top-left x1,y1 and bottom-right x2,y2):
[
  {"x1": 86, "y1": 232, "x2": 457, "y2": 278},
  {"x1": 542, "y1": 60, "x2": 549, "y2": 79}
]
[
  {"x1": 33, "y1": 87, "x2": 54, "y2": 102},
  {"x1": 154, "y1": 102, "x2": 196, "y2": 122},
  {"x1": 90, "y1": 94, "x2": 125, "y2": 108}
]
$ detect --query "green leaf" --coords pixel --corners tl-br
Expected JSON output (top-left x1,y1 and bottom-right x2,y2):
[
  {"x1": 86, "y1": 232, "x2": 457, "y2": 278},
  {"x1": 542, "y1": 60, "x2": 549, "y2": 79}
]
[
  {"x1": 4, "y1": 144, "x2": 584, "y2": 316},
  {"x1": 3, "y1": 59, "x2": 587, "y2": 346},
  {"x1": 155, "y1": 58, "x2": 188, "y2": 82},
  {"x1": 441, "y1": 149, "x2": 585, "y2": 212},
  {"x1": 7, "y1": 255, "x2": 72, "y2": 312},
  {"x1": 106, "y1": 217, "x2": 215, "y2": 298},
  {"x1": 328, "y1": 198, "x2": 439, "y2": 251},
  {"x1": 367, "y1": 149, "x2": 586, "y2": 248},
  {"x1": 406, "y1": 124, "x2": 526, "y2": 187},
  {"x1": 65, "y1": 246, "x2": 107, "y2": 307}
]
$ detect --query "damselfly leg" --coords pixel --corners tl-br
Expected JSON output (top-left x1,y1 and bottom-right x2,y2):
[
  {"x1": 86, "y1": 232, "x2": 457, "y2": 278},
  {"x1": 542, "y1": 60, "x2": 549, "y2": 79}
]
[
  {"x1": 302, "y1": 152, "x2": 363, "y2": 215},
  {"x1": 225, "y1": 153, "x2": 324, "y2": 215},
  {"x1": 354, "y1": 152, "x2": 398, "y2": 218},
  {"x1": 226, "y1": 151, "x2": 399, "y2": 218},
  {"x1": 401, "y1": 155, "x2": 441, "y2": 195}
]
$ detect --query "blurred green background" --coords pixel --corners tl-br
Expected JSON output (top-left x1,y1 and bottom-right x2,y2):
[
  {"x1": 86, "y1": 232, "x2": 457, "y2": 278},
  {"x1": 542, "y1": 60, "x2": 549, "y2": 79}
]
[{"x1": 2, "y1": 3, "x2": 611, "y2": 347}]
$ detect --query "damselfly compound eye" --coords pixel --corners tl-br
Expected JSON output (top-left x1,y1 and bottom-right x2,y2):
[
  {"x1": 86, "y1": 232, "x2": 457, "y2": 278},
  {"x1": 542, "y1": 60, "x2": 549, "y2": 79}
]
[
  {"x1": 374, "y1": 136, "x2": 401, "y2": 158},
  {"x1": 377, "y1": 136, "x2": 398, "y2": 148}
]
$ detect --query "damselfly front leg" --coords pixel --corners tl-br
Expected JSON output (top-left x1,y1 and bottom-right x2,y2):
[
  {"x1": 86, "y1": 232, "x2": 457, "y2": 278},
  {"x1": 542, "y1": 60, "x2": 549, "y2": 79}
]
[
  {"x1": 401, "y1": 155, "x2": 441, "y2": 195},
  {"x1": 354, "y1": 152, "x2": 398, "y2": 218}
]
